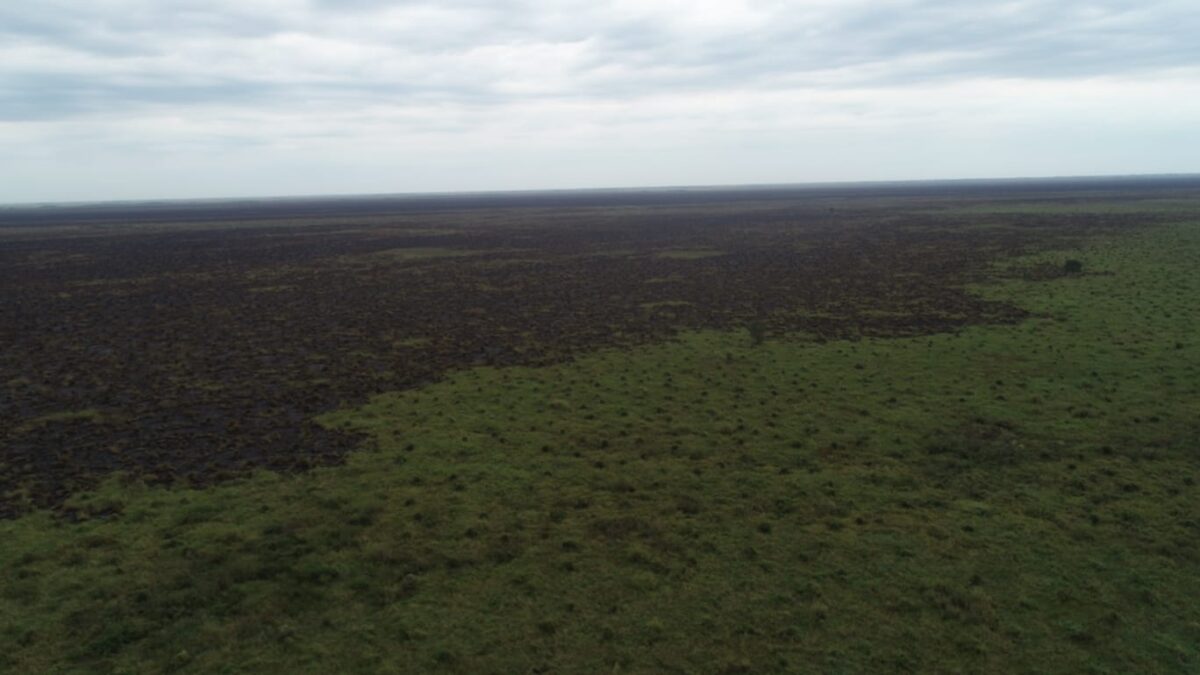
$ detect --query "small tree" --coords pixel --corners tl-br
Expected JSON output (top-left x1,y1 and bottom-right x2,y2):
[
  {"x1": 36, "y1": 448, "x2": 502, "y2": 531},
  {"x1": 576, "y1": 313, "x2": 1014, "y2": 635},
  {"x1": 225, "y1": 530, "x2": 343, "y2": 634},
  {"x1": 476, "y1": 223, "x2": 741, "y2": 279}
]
[{"x1": 1063, "y1": 259, "x2": 1083, "y2": 274}]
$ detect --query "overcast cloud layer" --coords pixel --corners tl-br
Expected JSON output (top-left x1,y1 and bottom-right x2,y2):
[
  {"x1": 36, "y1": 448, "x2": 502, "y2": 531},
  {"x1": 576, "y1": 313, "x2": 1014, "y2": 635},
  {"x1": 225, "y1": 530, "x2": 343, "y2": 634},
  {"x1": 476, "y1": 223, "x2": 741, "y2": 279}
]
[{"x1": 2, "y1": 0, "x2": 1198, "y2": 203}]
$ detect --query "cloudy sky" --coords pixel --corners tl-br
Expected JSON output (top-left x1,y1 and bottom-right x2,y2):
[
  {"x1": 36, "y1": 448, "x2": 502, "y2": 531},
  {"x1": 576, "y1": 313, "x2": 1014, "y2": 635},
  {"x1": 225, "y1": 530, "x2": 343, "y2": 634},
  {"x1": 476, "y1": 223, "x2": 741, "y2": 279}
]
[{"x1": 2, "y1": 0, "x2": 1198, "y2": 203}]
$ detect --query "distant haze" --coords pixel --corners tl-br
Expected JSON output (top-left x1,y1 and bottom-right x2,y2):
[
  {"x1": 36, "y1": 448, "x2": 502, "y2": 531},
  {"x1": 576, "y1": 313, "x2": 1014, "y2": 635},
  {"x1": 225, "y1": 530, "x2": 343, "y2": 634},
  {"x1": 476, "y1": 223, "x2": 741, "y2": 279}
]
[{"x1": 2, "y1": 0, "x2": 1198, "y2": 204}]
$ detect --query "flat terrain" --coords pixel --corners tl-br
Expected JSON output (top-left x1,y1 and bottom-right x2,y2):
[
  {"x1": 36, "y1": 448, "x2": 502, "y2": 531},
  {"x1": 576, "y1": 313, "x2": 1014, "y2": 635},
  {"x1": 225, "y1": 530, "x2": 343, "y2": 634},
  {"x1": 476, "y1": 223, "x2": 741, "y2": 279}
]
[{"x1": 2, "y1": 179, "x2": 1199, "y2": 672}]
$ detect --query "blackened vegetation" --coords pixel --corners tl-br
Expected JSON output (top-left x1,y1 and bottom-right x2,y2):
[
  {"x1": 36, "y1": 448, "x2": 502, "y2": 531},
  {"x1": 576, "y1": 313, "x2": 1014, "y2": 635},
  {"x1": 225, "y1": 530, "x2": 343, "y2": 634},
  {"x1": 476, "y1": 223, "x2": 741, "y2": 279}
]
[{"x1": 0, "y1": 189, "x2": 1169, "y2": 515}]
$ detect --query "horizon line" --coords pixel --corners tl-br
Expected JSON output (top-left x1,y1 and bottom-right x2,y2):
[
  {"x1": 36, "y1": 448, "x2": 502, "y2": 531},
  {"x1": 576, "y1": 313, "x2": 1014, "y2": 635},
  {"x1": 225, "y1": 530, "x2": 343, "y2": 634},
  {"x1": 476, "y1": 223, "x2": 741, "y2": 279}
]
[{"x1": 3, "y1": 171, "x2": 1199, "y2": 210}]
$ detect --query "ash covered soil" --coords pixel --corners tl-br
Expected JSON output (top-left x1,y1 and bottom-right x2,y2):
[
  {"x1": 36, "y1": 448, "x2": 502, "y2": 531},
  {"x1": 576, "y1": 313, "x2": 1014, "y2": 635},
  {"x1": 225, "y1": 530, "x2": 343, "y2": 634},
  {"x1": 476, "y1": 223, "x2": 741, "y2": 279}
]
[{"x1": 0, "y1": 181, "x2": 1190, "y2": 515}]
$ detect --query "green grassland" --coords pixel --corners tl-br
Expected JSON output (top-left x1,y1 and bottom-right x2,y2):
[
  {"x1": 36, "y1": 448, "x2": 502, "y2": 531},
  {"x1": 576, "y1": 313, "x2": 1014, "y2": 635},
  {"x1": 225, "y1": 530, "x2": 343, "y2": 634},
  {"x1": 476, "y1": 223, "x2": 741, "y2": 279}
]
[{"x1": 2, "y1": 221, "x2": 1199, "y2": 673}]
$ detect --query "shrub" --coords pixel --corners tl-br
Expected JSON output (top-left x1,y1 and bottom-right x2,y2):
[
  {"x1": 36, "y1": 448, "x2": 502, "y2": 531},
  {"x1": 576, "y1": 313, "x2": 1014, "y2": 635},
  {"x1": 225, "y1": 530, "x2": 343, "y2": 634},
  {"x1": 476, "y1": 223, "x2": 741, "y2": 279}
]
[{"x1": 747, "y1": 320, "x2": 766, "y2": 346}]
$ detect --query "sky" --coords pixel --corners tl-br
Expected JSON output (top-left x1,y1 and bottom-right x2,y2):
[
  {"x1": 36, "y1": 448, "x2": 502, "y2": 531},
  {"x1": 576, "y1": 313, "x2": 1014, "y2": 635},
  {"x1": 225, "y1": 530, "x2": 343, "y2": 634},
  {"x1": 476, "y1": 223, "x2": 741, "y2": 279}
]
[{"x1": 2, "y1": 0, "x2": 1198, "y2": 204}]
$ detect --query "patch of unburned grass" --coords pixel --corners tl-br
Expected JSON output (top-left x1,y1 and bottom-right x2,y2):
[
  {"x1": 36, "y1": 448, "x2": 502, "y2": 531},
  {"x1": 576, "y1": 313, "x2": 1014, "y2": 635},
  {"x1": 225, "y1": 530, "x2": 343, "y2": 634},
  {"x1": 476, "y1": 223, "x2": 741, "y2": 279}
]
[
  {"x1": 248, "y1": 284, "x2": 296, "y2": 293},
  {"x1": 393, "y1": 336, "x2": 432, "y2": 348},
  {"x1": 368, "y1": 247, "x2": 481, "y2": 260},
  {"x1": 655, "y1": 248, "x2": 725, "y2": 259},
  {"x1": 13, "y1": 409, "x2": 105, "y2": 434},
  {"x1": 925, "y1": 197, "x2": 1200, "y2": 217},
  {"x1": 639, "y1": 300, "x2": 693, "y2": 309},
  {"x1": 2, "y1": 221, "x2": 1199, "y2": 673},
  {"x1": 337, "y1": 247, "x2": 485, "y2": 266}
]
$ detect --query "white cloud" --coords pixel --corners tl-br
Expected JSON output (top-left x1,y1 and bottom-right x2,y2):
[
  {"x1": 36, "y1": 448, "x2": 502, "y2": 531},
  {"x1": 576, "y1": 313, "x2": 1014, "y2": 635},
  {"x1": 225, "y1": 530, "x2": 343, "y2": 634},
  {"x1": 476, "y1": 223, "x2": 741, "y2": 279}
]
[{"x1": 1, "y1": 0, "x2": 1197, "y2": 201}]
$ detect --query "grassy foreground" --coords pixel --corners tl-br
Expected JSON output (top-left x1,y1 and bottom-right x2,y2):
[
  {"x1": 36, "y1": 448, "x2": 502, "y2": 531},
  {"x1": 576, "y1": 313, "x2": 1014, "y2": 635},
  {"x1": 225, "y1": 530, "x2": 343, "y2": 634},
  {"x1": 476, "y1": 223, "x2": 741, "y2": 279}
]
[{"x1": 2, "y1": 221, "x2": 1199, "y2": 673}]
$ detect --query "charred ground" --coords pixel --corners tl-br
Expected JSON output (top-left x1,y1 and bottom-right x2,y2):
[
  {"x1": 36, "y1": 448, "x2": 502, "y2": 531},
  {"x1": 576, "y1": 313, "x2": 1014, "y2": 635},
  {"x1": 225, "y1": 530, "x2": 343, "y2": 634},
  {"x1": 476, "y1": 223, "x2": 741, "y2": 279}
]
[
  {"x1": 4, "y1": 180, "x2": 1200, "y2": 673},
  {"x1": 0, "y1": 180, "x2": 1195, "y2": 514}
]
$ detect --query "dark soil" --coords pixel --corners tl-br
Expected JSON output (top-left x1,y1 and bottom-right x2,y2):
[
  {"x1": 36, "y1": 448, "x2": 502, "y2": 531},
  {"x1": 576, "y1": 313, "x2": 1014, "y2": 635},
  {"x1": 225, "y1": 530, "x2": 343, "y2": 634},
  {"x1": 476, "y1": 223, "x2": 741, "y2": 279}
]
[{"x1": 1, "y1": 181, "x2": 1192, "y2": 515}]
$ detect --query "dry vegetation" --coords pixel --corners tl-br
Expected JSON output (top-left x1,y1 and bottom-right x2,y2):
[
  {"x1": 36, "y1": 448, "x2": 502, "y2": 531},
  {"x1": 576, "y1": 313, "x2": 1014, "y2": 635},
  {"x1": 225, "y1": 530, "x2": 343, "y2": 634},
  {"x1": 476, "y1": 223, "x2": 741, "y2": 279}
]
[{"x1": 1, "y1": 182, "x2": 1199, "y2": 672}]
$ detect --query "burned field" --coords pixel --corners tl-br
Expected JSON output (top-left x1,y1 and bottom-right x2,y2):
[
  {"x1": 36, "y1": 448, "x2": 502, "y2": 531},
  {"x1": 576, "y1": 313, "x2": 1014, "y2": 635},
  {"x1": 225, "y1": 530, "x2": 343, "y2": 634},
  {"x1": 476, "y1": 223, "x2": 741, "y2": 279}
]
[
  {"x1": 0, "y1": 184, "x2": 1183, "y2": 515},
  {"x1": 4, "y1": 180, "x2": 1200, "y2": 673}
]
